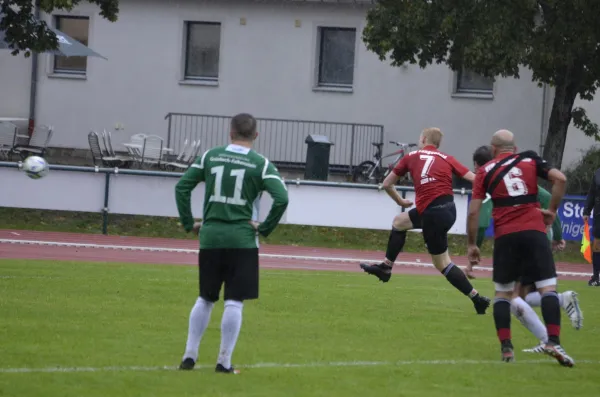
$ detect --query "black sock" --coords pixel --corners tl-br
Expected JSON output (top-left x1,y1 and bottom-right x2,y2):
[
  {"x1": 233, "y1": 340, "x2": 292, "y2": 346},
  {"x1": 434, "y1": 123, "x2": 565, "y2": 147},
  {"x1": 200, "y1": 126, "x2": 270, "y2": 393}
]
[
  {"x1": 441, "y1": 263, "x2": 477, "y2": 298},
  {"x1": 593, "y1": 252, "x2": 600, "y2": 279},
  {"x1": 541, "y1": 291, "x2": 561, "y2": 345},
  {"x1": 385, "y1": 228, "x2": 407, "y2": 263},
  {"x1": 493, "y1": 298, "x2": 511, "y2": 343}
]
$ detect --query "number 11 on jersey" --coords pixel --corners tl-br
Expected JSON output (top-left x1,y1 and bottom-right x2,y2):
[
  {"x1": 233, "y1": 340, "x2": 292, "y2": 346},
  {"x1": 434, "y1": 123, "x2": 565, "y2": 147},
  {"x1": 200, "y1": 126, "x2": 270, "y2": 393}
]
[{"x1": 209, "y1": 165, "x2": 247, "y2": 205}]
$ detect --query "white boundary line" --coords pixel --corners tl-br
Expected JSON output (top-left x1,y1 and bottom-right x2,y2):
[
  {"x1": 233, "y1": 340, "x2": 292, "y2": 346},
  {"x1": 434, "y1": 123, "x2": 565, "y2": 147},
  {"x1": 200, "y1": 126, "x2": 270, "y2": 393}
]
[
  {"x1": 1, "y1": 358, "x2": 599, "y2": 373},
  {"x1": 0, "y1": 238, "x2": 592, "y2": 277}
]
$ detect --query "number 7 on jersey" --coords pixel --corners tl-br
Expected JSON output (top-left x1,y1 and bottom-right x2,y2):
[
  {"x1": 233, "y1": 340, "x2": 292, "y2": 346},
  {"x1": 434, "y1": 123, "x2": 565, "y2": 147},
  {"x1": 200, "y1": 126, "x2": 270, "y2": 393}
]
[{"x1": 420, "y1": 155, "x2": 435, "y2": 179}]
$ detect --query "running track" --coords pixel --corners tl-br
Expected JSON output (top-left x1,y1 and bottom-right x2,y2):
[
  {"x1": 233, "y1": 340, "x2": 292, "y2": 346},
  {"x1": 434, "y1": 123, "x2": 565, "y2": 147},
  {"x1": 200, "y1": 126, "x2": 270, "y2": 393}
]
[{"x1": 0, "y1": 229, "x2": 592, "y2": 280}]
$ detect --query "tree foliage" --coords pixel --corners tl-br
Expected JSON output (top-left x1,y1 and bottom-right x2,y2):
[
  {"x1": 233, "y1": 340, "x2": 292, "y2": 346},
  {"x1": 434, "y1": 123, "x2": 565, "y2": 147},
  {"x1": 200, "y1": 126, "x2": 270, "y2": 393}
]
[
  {"x1": 362, "y1": 0, "x2": 600, "y2": 168},
  {"x1": 563, "y1": 147, "x2": 600, "y2": 195},
  {"x1": 0, "y1": 0, "x2": 118, "y2": 57}
]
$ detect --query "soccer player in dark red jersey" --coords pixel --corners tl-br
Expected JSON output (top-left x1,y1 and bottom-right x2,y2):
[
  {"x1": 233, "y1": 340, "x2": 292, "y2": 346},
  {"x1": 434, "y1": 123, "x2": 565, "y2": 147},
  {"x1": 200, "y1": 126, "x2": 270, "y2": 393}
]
[
  {"x1": 466, "y1": 130, "x2": 574, "y2": 366},
  {"x1": 360, "y1": 128, "x2": 491, "y2": 315}
]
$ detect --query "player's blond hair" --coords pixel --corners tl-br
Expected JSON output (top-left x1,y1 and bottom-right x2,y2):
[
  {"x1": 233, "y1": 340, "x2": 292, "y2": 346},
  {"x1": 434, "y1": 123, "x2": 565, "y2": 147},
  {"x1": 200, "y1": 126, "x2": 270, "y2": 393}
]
[{"x1": 422, "y1": 128, "x2": 443, "y2": 148}]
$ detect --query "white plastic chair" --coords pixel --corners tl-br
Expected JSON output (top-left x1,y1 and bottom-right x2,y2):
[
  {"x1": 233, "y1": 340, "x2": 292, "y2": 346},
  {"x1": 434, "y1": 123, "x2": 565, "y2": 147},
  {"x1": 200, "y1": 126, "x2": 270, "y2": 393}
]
[
  {"x1": 166, "y1": 140, "x2": 196, "y2": 171},
  {"x1": 141, "y1": 135, "x2": 164, "y2": 168}
]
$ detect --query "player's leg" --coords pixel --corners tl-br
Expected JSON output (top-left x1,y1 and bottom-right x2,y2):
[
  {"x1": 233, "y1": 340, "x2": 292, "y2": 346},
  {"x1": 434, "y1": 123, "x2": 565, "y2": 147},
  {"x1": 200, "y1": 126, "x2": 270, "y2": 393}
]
[
  {"x1": 422, "y1": 202, "x2": 490, "y2": 314},
  {"x1": 215, "y1": 248, "x2": 260, "y2": 374},
  {"x1": 524, "y1": 286, "x2": 583, "y2": 330},
  {"x1": 359, "y1": 209, "x2": 416, "y2": 282},
  {"x1": 511, "y1": 280, "x2": 548, "y2": 352},
  {"x1": 491, "y1": 235, "x2": 519, "y2": 362},
  {"x1": 591, "y1": 234, "x2": 600, "y2": 286},
  {"x1": 179, "y1": 249, "x2": 223, "y2": 370},
  {"x1": 527, "y1": 231, "x2": 574, "y2": 367}
]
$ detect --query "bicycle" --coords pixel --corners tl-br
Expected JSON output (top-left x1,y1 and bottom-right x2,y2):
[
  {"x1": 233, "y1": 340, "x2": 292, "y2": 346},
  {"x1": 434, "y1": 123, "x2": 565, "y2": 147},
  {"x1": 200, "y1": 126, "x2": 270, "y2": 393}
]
[{"x1": 351, "y1": 141, "x2": 419, "y2": 185}]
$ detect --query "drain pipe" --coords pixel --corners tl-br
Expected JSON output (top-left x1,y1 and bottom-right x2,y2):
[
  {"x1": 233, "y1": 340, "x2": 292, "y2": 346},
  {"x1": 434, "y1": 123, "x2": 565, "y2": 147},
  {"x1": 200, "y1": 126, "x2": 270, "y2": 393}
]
[
  {"x1": 27, "y1": 0, "x2": 41, "y2": 136},
  {"x1": 539, "y1": 83, "x2": 548, "y2": 155}
]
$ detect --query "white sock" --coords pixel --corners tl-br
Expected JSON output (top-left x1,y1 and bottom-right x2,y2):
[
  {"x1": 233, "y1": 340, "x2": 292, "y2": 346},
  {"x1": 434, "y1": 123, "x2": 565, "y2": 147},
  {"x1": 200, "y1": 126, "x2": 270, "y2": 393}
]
[
  {"x1": 525, "y1": 292, "x2": 541, "y2": 307},
  {"x1": 217, "y1": 300, "x2": 243, "y2": 369},
  {"x1": 526, "y1": 291, "x2": 564, "y2": 307},
  {"x1": 511, "y1": 297, "x2": 548, "y2": 343},
  {"x1": 183, "y1": 297, "x2": 214, "y2": 362}
]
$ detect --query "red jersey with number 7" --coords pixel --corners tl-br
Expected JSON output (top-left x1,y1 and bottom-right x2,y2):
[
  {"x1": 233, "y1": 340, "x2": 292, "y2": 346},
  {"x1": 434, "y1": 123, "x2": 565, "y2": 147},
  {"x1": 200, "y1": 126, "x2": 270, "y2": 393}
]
[
  {"x1": 471, "y1": 152, "x2": 551, "y2": 238},
  {"x1": 392, "y1": 145, "x2": 470, "y2": 213}
]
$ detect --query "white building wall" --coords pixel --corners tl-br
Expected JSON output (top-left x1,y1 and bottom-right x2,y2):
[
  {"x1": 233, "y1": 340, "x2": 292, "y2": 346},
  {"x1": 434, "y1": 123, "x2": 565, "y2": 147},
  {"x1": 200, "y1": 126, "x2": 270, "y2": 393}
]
[
  {"x1": 0, "y1": 51, "x2": 31, "y2": 119},
  {"x1": 2, "y1": 0, "x2": 551, "y2": 167}
]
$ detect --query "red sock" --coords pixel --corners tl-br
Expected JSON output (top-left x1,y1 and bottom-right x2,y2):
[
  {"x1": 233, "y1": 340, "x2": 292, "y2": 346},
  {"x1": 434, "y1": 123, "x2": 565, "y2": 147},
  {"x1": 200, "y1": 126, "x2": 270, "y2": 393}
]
[{"x1": 497, "y1": 328, "x2": 511, "y2": 342}]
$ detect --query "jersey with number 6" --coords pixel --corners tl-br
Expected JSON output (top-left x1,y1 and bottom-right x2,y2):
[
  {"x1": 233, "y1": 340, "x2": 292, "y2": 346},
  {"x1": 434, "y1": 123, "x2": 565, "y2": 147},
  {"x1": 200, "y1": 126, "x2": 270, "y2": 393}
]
[
  {"x1": 392, "y1": 145, "x2": 470, "y2": 213},
  {"x1": 472, "y1": 152, "x2": 550, "y2": 238},
  {"x1": 175, "y1": 144, "x2": 289, "y2": 249}
]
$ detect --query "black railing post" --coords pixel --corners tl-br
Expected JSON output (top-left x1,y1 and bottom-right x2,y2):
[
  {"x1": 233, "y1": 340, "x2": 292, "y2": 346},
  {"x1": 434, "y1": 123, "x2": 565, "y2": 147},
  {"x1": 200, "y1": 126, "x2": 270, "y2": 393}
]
[
  {"x1": 400, "y1": 189, "x2": 407, "y2": 212},
  {"x1": 349, "y1": 124, "x2": 356, "y2": 174},
  {"x1": 166, "y1": 113, "x2": 172, "y2": 149},
  {"x1": 101, "y1": 173, "x2": 111, "y2": 235}
]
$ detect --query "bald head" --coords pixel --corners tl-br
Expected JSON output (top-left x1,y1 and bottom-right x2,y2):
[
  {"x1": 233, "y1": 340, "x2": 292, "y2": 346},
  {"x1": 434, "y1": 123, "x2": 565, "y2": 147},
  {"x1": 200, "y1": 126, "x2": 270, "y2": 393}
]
[{"x1": 491, "y1": 129, "x2": 515, "y2": 153}]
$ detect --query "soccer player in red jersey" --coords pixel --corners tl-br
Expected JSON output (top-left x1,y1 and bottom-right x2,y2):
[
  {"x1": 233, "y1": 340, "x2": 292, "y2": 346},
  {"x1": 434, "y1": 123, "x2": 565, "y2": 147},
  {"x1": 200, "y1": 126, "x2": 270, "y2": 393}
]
[
  {"x1": 360, "y1": 128, "x2": 491, "y2": 315},
  {"x1": 466, "y1": 129, "x2": 574, "y2": 366}
]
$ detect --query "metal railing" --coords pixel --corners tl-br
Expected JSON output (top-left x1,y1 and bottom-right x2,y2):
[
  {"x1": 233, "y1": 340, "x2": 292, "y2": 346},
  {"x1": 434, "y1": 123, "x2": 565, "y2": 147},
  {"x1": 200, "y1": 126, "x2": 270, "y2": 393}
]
[
  {"x1": 165, "y1": 113, "x2": 384, "y2": 173},
  {"x1": 0, "y1": 161, "x2": 471, "y2": 235}
]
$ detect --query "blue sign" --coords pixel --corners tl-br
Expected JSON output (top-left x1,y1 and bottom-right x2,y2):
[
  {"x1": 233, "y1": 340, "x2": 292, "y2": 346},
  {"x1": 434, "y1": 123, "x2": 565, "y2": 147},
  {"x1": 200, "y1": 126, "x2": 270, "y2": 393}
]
[
  {"x1": 558, "y1": 195, "x2": 593, "y2": 241},
  {"x1": 467, "y1": 194, "x2": 591, "y2": 241}
]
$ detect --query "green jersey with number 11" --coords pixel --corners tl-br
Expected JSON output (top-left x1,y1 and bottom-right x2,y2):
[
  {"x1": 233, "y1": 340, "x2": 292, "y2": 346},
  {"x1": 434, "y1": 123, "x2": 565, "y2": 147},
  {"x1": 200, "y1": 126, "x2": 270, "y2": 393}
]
[{"x1": 175, "y1": 144, "x2": 289, "y2": 249}]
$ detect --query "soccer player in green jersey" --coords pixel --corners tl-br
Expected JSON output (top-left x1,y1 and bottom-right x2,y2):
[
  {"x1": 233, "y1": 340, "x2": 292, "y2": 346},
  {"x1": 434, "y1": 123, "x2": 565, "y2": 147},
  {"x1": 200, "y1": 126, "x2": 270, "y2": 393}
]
[
  {"x1": 472, "y1": 145, "x2": 582, "y2": 353},
  {"x1": 175, "y1": 113, "x2": 289, "y2": 374}
]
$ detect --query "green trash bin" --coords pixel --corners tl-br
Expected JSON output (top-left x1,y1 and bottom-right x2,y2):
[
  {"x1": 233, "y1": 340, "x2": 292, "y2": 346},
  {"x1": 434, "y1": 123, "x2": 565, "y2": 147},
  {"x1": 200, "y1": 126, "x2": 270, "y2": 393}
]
[{"x1": 304, "y1": 134, "x2": 334, "y2": 181}]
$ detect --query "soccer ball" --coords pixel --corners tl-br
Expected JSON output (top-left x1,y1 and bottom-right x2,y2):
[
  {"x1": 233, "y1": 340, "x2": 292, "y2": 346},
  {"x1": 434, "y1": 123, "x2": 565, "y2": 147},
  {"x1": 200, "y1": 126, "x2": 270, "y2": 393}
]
[{"x1": 22, "y1": 156, "x2": 49, "y2": 179}]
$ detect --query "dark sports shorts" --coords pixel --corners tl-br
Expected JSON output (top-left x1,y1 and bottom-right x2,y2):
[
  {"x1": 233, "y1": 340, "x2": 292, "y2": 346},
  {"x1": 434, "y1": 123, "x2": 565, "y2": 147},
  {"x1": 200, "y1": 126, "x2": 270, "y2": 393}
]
[
  {"x1": 493, "y1": 230, "x2": 557, "y2": 288},
  {"x1": 408, "y1": 195, "x2": 456, "y2": 255},
  {"x1": 198, "y1": 248, "x2": 259, "y2": 302}
]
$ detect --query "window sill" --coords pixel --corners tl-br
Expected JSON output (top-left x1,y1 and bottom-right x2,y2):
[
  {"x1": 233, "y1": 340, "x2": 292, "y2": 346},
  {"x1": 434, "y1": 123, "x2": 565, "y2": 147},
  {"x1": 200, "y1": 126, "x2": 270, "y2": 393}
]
[
  {"x1": 451, "y1": 91, "x2": 494, "y2": 100},
  {"x1": 179, "y1": 79, "x2": 219, "y2": 87},
  {"x1": 47, "y1": 73, "x2": 87, "y2": 80},
  {"x1": 313, "y1": 85, "x2": 353, "y2": 94}
]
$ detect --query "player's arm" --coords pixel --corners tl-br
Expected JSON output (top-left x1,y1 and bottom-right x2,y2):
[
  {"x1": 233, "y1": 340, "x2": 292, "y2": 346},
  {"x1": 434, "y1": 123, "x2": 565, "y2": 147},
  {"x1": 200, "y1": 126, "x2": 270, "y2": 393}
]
[
  {"x1": 583, "y1": 171, "x2": 596, "y2": 218},
  {"x1": 536, "y1": 184, "x2": 551, "y2": 209},
  {"x1": 533, "y1": 154, "x2": 566, "y2": 214},
  {"x1": 551, "y1": 213, "x2": 563, "y2": 241},
  {"x1": 467, "y1": 170, "x2": 487, "y2": 247},
  {"x1": 449, "y1": 156, "x2": 475, "y2": 183},
  {"x1": 475, "y1": 194, "x2": 492, "y2": 248},
  {"x1": 537, "y1": 185, "x2": 562, "y2": 241},
  {"x1": 382, "y1": 157, "x2": 412, "y2": 207},
  {"x1": 175, "y1": 152, "x2": 207, "y2": 232},
  {"x1": 258, "y1": 160, "x2": 289, "y2": 237}
]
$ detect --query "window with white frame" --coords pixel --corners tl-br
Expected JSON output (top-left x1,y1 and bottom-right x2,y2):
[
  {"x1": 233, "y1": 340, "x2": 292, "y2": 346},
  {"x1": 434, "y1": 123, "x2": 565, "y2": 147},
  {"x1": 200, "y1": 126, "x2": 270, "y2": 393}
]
[
  {"x1": 455, "y1": 67, "x2": 494, "y2": 94},
  {"x1": 53, "y1": 16, "x2": 89, "y2": 74},
  {"x1": 184, "y1": 22, "x2": 221, "y2": 81},
  {"x1": 316, "y1": 27, "x2": 356, "y2": 88}
]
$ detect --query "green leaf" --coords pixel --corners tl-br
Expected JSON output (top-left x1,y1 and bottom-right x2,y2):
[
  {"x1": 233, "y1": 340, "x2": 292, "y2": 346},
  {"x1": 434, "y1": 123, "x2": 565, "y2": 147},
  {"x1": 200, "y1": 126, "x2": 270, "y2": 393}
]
[
  {"x1": 1, "y1": 0, "x2": 119, "y2": 55},
  {"x1": 362, "y1": 0, "x2": 600, "y2": 167}
]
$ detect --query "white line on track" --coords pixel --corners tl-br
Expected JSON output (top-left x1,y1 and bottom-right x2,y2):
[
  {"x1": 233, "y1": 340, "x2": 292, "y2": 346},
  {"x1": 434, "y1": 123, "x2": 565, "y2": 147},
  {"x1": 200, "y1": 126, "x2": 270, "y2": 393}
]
[
  {"x1": 0, "y1": 238, "x2": 592, "y2": 278},
  {"x1": 1, "y1": 358, "x2": 598, "y2": 373}
]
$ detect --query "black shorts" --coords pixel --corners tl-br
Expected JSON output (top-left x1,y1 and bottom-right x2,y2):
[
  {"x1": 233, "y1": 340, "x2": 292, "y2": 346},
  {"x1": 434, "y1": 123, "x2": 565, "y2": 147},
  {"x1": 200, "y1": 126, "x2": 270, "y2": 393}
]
[
  {"x1": 493, "y1": 230, "x2": 557, "y2": 287},
  {"x1": 408, "y1": 195, "x2": 456, "y2": 255},
  {"x1": 198, "y1": 248, "x2": 259, "y2": 302}
]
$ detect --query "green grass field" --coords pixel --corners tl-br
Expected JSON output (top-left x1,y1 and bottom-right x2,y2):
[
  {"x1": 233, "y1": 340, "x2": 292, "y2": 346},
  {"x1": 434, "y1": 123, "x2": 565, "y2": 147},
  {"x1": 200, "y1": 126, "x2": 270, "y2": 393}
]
[{"x1": 0, "y1": 259, "x2": 597, "y2": 397}]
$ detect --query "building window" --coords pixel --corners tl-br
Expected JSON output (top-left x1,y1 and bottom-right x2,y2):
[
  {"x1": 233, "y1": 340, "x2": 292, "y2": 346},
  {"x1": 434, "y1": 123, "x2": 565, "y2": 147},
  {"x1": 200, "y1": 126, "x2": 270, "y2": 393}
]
[
  {"x1": 317, "y1": 27, "x2": 356, "y2": 88},
  {"x1": 184, "y1": 22, "x2": 221, "y2": 81},
  {"x1": 456, "y1": 68, "x2": 494, "y2": 94},
  {"x1": 53, "y1": 16, "x2": 89, "y2": 74}
]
